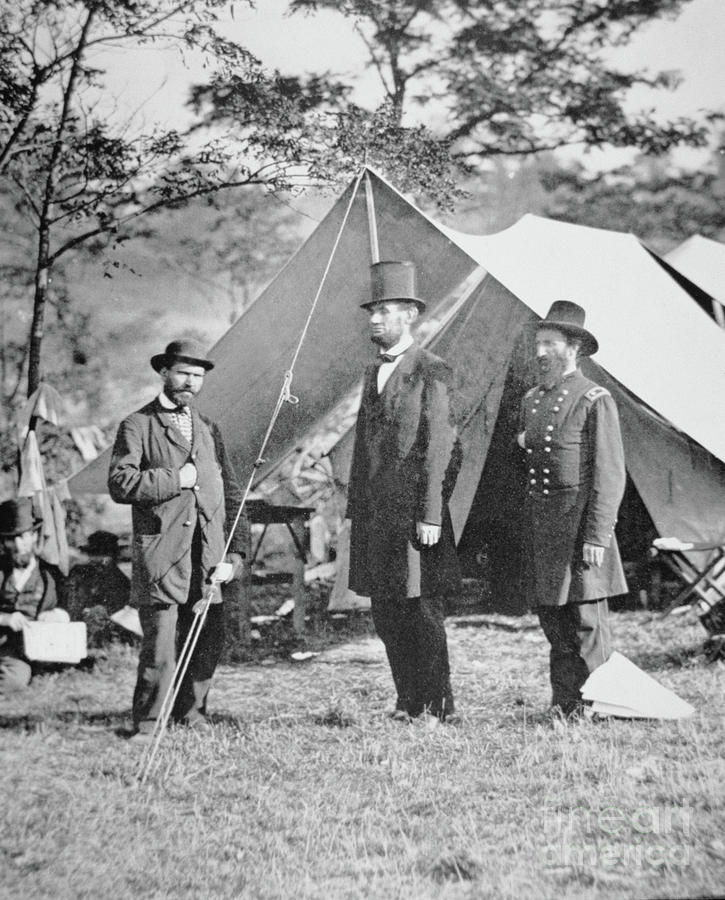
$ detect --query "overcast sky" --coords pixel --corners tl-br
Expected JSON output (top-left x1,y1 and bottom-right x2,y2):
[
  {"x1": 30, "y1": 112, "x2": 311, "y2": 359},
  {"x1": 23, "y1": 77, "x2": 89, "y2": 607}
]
[{"x1": 102, "y1": 0, "x2": 725, "y2": 154}]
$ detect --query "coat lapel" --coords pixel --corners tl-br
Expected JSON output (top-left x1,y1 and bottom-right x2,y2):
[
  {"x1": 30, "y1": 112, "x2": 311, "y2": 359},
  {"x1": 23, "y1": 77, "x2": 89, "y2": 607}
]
[
  {"x1": 154, "y1": 401, "x2": 191, "y2": 452},
  {"x1": 189, "y1": 407, "x2": 206, "y2": 455},
  {"x1": 381, "y1": 346, "x2": 420, "y2": 418}
]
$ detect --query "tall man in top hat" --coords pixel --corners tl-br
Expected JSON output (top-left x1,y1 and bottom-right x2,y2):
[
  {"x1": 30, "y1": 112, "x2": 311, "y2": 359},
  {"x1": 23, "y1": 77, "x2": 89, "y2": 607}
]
[
  {"x1": 0, "y1": 497, "x2": 67, "y2": 692},
  {"x1": 347, "y1": 261, "x2": 461, "y2": 724},
  {"x1": 108, "y1": 339, "x2": 247, "y2": 737},
  {"x1": 518, "y1": 301, "x2": 628, "y2": 718}
]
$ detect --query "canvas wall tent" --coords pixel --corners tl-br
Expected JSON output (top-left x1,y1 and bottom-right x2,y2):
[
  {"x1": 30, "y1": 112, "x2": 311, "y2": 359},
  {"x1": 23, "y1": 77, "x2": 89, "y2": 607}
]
[
  {"x1": 68, "y1": 169, "x2": 725, "y2": 611},
  {"x1": 662, "y1": 234, "x2": 725, "y2": 328}
]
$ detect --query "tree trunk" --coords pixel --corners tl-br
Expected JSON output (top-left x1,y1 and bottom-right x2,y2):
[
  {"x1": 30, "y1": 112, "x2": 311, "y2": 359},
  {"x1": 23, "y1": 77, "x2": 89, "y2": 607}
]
[
  {"x1": 26, "y1": 9, "x2": 95, "y2": 397},
  {"x1": 27, "y1": 229, "x2": 51, "y2": 396}
]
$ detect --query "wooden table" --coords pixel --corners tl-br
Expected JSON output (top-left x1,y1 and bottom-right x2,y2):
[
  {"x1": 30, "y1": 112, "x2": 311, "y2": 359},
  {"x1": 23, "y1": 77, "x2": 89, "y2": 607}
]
[{"x1": 247, "y1": 499, "x2": 315, "y2": 634}]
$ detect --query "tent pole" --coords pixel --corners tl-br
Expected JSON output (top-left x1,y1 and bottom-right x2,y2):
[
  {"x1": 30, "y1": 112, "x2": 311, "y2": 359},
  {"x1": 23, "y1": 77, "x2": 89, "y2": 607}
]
[
  {"x1": 134, "y1": 167, "x2": 369, "y2": 784},
  {"x1": 712, "y1": 298, "x2": 725, "y2": 329},
  {"x1": 364, "y1": 170, "x2": 380, "y2": 264}
]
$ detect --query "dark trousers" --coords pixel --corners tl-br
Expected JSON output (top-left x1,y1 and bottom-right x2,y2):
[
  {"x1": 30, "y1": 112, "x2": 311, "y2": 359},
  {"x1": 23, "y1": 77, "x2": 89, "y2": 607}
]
[
  {"x1": 133, "y1": 601, "x2": 225, "y2": 731},
  {"x1": 537, "y1": 599, "x2": 611, "y2": 713},
  {"x1": 370, "y1": 593, "x2": 454, "y2": 719},
  {"x1": 0, "y1": 651, "x2": 32, "y2": 693}
]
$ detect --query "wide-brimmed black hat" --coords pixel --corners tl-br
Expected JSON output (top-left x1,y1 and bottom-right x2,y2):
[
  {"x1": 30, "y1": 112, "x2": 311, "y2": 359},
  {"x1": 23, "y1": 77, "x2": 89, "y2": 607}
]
[
  {"x1": 532, "y1": 300, "x2": 598, "y2": 357},
  {"x1": 81, "y1": 530, "x2": 120, "y2": 556},
  {"x1": 0, "y1": 497, "x2": 42, "y2": 537},
  {"x1": 361, "y1": 261, "x2": 426, "y2": 312},
  {"x1": 150, "y1": 339, "x2": 215, "y2": 373}
]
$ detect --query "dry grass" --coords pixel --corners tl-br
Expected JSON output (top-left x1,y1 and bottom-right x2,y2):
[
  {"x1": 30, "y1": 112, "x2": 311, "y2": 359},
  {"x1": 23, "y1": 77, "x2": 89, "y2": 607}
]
[{"x1": 1, "y1": 607, "x2": 724, "y2": 900}]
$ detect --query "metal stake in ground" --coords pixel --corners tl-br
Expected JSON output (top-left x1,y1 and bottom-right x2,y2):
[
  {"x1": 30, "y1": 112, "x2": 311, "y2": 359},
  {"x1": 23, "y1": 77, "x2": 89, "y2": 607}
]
[
  {"x1": 136, "y1": 586, "x2": 216, "y2": 784},
  {"x1": 133, "y1": 166, "x2": 368, "y2": 784}
]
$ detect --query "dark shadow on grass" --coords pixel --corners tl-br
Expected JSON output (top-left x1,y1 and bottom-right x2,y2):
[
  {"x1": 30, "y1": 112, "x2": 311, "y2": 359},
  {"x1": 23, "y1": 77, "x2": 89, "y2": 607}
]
[
  {"x1": 448, "y1": 614, "x2": 538, "y2": 632},
  {"x1": 628, "y1": 644, "x2": 706, "y2": 671},
  {"x1": 208, "y1": 710, "x2": 360, "y2": 730},
  {"x1": 205, "y1": 712, "x2": 247, "y2": 731},
  {"x1": 313, "y1": 710, "x2": 358, "y2": 728},
  {"x1": 0, "y1": 709, "x2": 129, "y2": 732}
]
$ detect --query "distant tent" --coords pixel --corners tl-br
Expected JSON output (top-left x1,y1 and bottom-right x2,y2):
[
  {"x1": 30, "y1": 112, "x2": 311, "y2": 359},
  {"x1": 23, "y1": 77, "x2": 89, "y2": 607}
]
[
  {"x1": 68, "y1": 169, "x2": 725, "y2": 612},
  {"x1": 662, "y1": 234, "x2": 725, "y2": 328}
]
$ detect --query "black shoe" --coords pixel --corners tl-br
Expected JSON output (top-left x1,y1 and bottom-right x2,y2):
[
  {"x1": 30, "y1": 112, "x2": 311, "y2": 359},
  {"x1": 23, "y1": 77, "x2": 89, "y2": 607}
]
[
  {"x1": 181, "y1": 713, "x2": 213, "y2": 732},
  {"x1": 550, "y1": 702, "x2": 584, "y2": 721},
  {"x1": 126, "y1": 729, "x2": 153, "y2": 744}
]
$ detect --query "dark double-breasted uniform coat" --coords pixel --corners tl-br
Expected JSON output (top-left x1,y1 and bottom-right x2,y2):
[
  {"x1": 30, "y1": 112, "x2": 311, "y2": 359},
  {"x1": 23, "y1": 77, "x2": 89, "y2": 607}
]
[
  {"x1": 347, "y1": 346, "x2": 461, "y2": 602},
  {"x1": 519, "y1": 368, "x2": 628, "y2": 607}
]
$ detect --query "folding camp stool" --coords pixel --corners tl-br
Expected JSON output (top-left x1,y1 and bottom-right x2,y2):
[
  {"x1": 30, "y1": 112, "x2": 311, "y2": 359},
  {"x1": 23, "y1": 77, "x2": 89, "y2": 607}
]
[{"x1": 650, "y1": 540, "x2": 725, "y2": 625}]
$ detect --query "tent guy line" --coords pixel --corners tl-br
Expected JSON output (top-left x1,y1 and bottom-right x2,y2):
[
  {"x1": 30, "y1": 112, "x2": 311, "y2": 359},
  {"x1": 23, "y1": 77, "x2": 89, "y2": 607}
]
[
  {"x1": 68, "y1": 167, "x2": 725, "y2": 617},
  {"x1": 137, "y1": 168, "x2": 370, "y2": 782}
]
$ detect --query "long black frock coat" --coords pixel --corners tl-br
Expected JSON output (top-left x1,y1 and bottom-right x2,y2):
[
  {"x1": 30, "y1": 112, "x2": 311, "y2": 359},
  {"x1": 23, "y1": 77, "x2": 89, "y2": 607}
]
[{"x1": 346, "y1": 346, "x2": 461, "y2": 600}]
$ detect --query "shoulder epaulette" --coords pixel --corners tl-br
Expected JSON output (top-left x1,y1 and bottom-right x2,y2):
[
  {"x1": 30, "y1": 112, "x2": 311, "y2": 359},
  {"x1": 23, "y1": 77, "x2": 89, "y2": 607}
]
[{"x1": 585, "y1": 386, "x2": 610, "y2": 402}]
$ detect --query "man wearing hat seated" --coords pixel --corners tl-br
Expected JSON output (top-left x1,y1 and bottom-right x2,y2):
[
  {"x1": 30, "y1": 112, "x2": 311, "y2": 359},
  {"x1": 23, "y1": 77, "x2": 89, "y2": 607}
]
[
  {"x1": 346, "y1": 261, "x2": 462, "y2": 726},
  {"x1": 66, "y1": 531, "x2": 130, "y2": 644},
  {"x1": 109, "y1": 339, "x2": 248, "y2": 739},
  {"x1": 0, "y1": 497, "x2": 67, "y2": 693},
  {"x1": 518, "y1": 301, "x2": 628, "y2": 719}
]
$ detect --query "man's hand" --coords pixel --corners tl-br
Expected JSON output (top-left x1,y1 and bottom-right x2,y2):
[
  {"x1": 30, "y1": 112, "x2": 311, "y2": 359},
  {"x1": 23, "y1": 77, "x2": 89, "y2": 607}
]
[
  {"x1": 583, "y1": 542, "x2": 605, "y2": 567},
  {"x1": 225, "y1": 552, "x2": 244, "y2": 581},
  {"x1": 416, "y1": 522, "x2": 441, "y2": 547},
  {"x1": 179, "y1": 462, "x2": 198, "y2": 489},
  {"x1": 0, "y1": 611, "x2": 30, "y2": 632},
  {"x1": 192, "y1": 588, "x2": 224, "y2": 614},
  {"x1": 207, "y1": 553, "x2": 244, "y2": 585}
]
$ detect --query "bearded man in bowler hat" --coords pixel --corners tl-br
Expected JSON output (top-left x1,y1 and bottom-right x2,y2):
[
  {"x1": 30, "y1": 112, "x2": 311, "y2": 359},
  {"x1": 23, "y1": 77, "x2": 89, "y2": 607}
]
[
  {"x1": 346, "y1": 261, "x2": 462, "y2": 725},
  {"x1": 108, "y1": 339, "x2": 247, "y2": 739},
  {"x1": 0, "y1": 498, "x2": 67, "y2": 692},
  {"x1": 518, "y1": 302, "x2": 628, "y2": 718}
]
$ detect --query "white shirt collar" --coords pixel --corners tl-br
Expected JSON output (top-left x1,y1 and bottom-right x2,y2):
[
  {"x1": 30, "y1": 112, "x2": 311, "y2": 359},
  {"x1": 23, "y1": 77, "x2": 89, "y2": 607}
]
[
  {"x1": 12, "y1": 555, "x2": 37, "y2": 592},
  {"x1": 158, "y1": 391, "x2": 179, "y2": 410},
  {"x1": 379, "y1": 334, "x2": 414, "y2": 359}
]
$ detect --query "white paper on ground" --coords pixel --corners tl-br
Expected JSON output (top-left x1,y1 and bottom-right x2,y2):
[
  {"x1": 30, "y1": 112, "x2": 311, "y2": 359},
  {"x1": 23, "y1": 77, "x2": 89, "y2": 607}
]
[
  {"x1": 581, "y1": 651, "x2": 695, "y2": 719},
  {"x1": 110, "y1": 605, "x2": 143, "y2": 637}
]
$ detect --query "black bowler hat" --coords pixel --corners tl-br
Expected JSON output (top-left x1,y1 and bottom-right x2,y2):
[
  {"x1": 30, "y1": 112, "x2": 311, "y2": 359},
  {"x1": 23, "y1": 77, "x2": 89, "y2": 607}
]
[
  {"x1": 361, "y1": 261, "x2": 426, "y2": 312},
  {"x1": 150, "y1": 339, "x2": 215, "y2": 373},
  {"x1": 533, "y1": 300, "x2": 599, "y2": 357},
  {"x1": 0, "y1": 498, "x2": 42, "y2": 537},
  {"x1": 81, "y1": 530, "x2": 120, "y2": 557}
]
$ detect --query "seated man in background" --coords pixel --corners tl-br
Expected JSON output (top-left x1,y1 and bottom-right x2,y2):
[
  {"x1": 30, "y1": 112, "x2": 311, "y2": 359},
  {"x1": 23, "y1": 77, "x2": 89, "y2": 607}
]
[
  {"x1": 67, "y1": 530, "x2": 130, "y2": 645},
  {"x1": 0, "y1": 497, "x2": 67, "y2": 693}
]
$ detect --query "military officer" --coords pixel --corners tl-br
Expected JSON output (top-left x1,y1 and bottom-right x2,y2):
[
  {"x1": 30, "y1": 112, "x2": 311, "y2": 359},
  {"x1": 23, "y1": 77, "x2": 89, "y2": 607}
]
[{"x1": 518, "y1": 301, "x2": 628, "y2": 718}]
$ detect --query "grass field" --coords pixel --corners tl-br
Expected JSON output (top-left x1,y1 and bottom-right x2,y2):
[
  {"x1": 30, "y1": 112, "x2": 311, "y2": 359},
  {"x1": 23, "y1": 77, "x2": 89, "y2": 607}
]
[{"x1": 1, "y1": 605, "x2": 724, "y2": 900}]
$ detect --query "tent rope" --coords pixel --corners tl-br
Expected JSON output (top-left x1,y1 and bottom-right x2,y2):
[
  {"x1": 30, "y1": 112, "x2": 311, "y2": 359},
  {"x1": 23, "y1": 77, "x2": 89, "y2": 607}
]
[
  {"x1": 136, "y1": 166, "x2": 368, "y2": 784},
  {"x1": 364, "y1": 170, "x2": 380, "y2": 264}
]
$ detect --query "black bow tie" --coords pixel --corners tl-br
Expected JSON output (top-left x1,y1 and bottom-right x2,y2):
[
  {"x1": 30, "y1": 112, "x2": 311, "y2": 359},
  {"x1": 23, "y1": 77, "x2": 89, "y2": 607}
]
[{"x1": 377, "y1": 353, "x2": 397, "y2": 364}]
